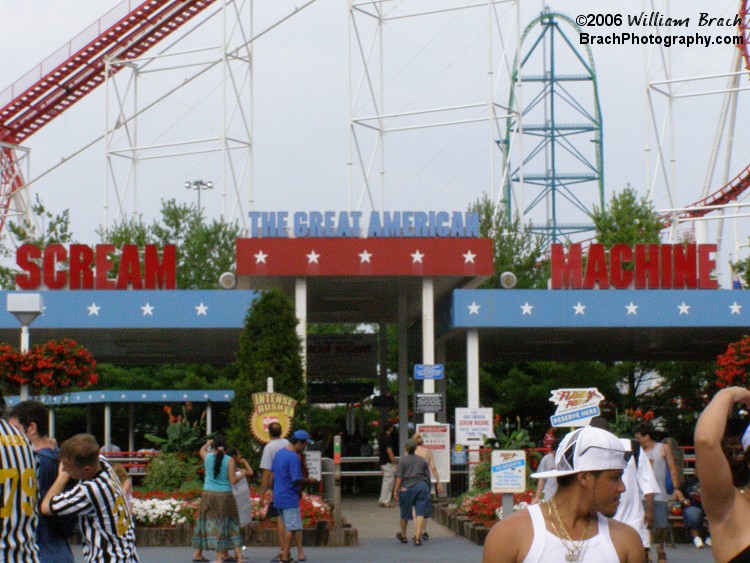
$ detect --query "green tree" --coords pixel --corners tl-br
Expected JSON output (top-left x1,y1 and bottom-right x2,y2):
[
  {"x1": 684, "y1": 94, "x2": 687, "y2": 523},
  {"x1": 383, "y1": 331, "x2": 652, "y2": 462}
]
[
  {"x1": 228, "y1": 289, "x2": 303, "y2": 455},
  {"x1": 469, "y1": 194, "x2": 549, "y2": 289},
  {"x1": 98, "y1": 199, "x2": 242, "y2": 289},
  {"x1": 592, "y1": 185, "x2": 662, "y2": 248}
]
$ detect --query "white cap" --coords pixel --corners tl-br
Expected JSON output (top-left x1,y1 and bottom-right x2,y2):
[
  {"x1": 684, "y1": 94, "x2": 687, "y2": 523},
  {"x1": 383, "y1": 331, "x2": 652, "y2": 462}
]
[
  {"x1": 742, "y1": 423, "x2": 750, "y2": 453},
  {"x1": 531, "y1": 426, "x2": 630, "y2": 479}
]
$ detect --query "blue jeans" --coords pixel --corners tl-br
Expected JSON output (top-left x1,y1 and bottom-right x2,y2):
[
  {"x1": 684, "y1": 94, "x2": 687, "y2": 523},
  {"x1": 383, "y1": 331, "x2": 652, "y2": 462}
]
[{"x1": 683, "y1": 505, "x2": 704, "y2": 532}]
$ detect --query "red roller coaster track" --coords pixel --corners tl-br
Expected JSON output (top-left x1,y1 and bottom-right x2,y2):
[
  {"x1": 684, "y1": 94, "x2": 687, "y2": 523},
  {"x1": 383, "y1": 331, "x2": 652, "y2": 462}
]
[{"x1": 0, "y1": 0, "x2": 217, "y2": 232}]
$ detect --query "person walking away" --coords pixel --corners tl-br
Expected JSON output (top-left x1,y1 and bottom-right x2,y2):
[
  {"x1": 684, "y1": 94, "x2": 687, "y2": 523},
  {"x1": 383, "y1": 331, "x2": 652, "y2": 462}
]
[
  {"x1": 41, "y1": 433, "x2": 139, "y2": 563},
  {"x1": 192, "y1": 434, "x2": 249, "y2": 563},
  {"x1": 8, "y1": 400, "x2": 75, "y2": 563},
  {"x1": 378, "y1": 424, "x2": 397, "y2": 507},
  {"x1": 412, "y1": 432, "x2": 443, "y2": 539},
  {"x1": 0, "y1": 395, "x2": 40, "y2": 562},
  {"x1": 532, "y1": 439, "x2": 560, "y2": 504},
  {"x1": 270, "y1": 430, "x2": 316, "y2": 563},
  {"x1": 393, "y1": 439, "x2": 432, "y2": 546},
  {"x1": 590, "y1": 416, "x2": 659, "y2": 560},
  {"x1": 111, "y1": 463, "x2": 134, "y2": 507},
  {"x1": 483, "y1": 425, "x2": 644, "y2": 562},
  {"x1": 694, "y1": 387, "x2": 750, "y2": 562},
  {"x1": 259, "y1": 422, "x2": 291, "y2": 563},
  {"x1": 633, "y1": 424, "x2": 681, "y2": 563}
]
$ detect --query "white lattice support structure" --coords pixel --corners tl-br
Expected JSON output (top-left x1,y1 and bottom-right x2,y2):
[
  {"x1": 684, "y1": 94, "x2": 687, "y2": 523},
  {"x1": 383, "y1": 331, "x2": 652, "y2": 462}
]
[
  {"x1": 348, "y1": 0, "x2": 520, "y2": 213},
  {"x1": 0, "y1": 142, "x2": 36, "y2": 239}
]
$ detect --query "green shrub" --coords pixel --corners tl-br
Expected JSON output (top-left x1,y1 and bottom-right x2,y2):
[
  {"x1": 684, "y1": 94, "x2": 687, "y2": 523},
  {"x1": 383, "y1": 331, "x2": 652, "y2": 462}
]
[{"x1": 143, "y1": 453, "x2": 202, "y2": 492}]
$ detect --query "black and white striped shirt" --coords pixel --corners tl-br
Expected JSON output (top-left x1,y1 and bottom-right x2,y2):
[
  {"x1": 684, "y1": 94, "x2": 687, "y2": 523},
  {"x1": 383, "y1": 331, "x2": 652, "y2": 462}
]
[
  {"x1": 49, "y1": 457, "x2": 139, "y2": 562},
  {"x1": 0, "y1": 418, "x2": 40, "y2": 562}
]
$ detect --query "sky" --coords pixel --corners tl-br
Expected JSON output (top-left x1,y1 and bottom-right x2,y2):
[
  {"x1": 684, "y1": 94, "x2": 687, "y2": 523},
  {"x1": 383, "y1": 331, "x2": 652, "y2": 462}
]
[{"x1": 0, "y1": 0, "x2": 748, "y2": 284}]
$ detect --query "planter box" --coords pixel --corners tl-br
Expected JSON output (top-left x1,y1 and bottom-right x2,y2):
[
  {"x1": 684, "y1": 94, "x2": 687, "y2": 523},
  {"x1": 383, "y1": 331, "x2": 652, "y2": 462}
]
[
  {"x1": 433, "y1": 502, "x2": 495, "y2": 546},
  {"x1": 245, "y1": 520, "x2": 339, "y2": 547},
  {"x1": 135, "y1": 523, "x2": 192, "y2": 546}
]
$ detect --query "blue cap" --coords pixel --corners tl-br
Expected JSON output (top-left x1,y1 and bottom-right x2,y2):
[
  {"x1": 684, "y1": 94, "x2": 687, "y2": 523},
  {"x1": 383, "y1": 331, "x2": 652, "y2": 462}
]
[{"x1": 292, "y1": 429, "x2": 313, "y2": 444}]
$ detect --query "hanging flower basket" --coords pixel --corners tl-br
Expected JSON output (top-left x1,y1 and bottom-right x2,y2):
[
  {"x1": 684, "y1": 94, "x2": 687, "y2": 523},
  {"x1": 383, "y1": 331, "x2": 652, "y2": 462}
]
[{"x1": 0, "y1": 338, "x2": 98, "y2": 395}]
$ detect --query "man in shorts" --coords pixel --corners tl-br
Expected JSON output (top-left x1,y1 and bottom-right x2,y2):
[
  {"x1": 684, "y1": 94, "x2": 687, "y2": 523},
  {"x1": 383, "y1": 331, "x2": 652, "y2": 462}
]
[
  {"x1": 393, "y1": 438, "x2": 432, "y2": 545},
  {"x1": 270, "y1": 430, "x2": 315, "y2": 563},
  {"x1": 0, "y1": 394, "x2": 40, "y2": 562},
  {"x1": 260, "y1": 422, "x2": 290, "y2": 561},
  {"x1": 41, "y1": 434, "x2": 139, "y2": 562}
]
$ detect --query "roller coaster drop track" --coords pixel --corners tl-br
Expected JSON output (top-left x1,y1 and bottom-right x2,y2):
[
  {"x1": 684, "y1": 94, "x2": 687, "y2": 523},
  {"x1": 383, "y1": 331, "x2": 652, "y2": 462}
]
[
  {"x1": 662, "y1": 0, "x2": 750, "y2": 229},
  {"x1": 0, "y1": 0, "x2": 217, "y2": 233}
]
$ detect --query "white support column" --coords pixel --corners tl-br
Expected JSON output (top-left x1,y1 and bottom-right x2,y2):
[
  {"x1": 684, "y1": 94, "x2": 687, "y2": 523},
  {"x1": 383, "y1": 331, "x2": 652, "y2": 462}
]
[
  {"x1": 104, "y1": 403, "x2": 112, "y2": 451},
  {"x1": 436, "y1": 339, "x2": 447, "y2": 423},
  {"x1": 295, "y1": 278, "x2": 308, "y2": 393},
  {"x1": 206, "y1": 401, "x2": 213, "y2": 436},
  {"x1": 20, "y1": 326, "x2": 29, "y2": 401},
  {"x1": 422, "y1": 277, "x2": 435, "y2": 424},
  {"x1": 398, "y1": 294, "x2": 409, "y2": 451},
  {"x1": 378, "y1": 322, "x2": 388, "y2": 429},
  {"x1": 48, "y1": 409, "x2": 55, "y2": 440},
  {"x1": 128, "y1": 403, "x2": 135, "y2": 451},
  {"x1": 467, "y1": 329, "x2": 480, "y2": 409}
]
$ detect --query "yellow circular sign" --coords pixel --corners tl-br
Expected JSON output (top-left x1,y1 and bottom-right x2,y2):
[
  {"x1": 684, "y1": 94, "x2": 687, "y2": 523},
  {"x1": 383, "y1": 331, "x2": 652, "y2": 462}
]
[{"x1": 250, "y1": 392, "x2": 297, "y2": 444}]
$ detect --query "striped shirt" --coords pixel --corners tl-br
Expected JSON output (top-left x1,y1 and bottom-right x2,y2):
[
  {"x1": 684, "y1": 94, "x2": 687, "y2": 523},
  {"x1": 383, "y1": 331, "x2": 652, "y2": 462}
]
[
  {"x1": 0, "y1": 418, "x2": 40, "y2": 562},
  {"x1": 49, "y1": 457, "x2": 139, "y2": 562}
]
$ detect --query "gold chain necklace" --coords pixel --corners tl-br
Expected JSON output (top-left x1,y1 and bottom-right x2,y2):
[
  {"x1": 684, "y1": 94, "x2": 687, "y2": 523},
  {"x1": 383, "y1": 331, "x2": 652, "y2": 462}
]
[{"x1": 547, "y1": 497, "x2": 592, "y2": 563}]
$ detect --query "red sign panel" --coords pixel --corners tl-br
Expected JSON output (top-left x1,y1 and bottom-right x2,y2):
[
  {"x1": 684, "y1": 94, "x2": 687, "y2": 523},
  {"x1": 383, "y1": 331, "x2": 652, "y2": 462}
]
[
  {"x1": 236, "y1": 238, "x2": 494, "y2": 277},
  {"x1": 16, "y1": 244, "x2": 177, "y2": 290},
  {"x1": 550, "y1": 243, "x2": 718, "y2": 289}
]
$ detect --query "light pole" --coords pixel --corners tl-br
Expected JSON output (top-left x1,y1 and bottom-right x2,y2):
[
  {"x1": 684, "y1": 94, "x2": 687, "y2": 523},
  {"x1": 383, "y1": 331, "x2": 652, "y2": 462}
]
[
  {"x1": 184, "y1": 180, "x2": 213, "y2": 212},
  {"x1": 6, "y1": 293, "x2": 43, "y2": 400}
]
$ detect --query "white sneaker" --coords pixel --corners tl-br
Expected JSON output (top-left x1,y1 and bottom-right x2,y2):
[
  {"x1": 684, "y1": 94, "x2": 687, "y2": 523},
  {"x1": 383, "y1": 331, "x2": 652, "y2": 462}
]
[
  {"x1": 693, "y1": 536, "x2": 704, "y2": 549},
  {"x1": 705, "y1": 537, "x2": 712, "y2": 547}
]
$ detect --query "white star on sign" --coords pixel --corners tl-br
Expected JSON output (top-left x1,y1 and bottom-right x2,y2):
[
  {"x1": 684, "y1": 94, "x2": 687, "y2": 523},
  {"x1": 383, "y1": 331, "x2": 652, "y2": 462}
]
[
  {"x1": 730, "y1": 301, "x2": 742, "y2": 315},
  {"x1": 195, "y1": 303, "x2": 208, "y2": 316},
  {"x1": 87, "y1": 302, "x2": 101, "y2": 316},
  {"x1": 141, "y1": 302, "x2": 155, "y2": 316},
  {"x1": 254, "y1": 250, "x2": 267, "y2": 264},
  {"x1": 463, "y1": 250, "x2": 476, "y2": 264},
  {"x1": 411, "y1": 250, "x2": 424, "y2": 263},
  {"x1": 520, "y1": 302, "x2": 534, "y2": 315},
  {"x1": 359, "y1": 250, "x2": 373, "y2": 263},
  {"x1": 306, "y1": 250, "x2": 320, "y2": 264},
  {"x1": 626, "y1": 302, "x2": 638, "y2": 315},
  {"x1": 677, "y1": 302, "x2": 690, "y2": 315},
  {"x1": 573, "y1": 302, "x2": 586, "y2": 315},
  {"x1": 467, "y1": 302, "x2": 480, "y2": 315}
]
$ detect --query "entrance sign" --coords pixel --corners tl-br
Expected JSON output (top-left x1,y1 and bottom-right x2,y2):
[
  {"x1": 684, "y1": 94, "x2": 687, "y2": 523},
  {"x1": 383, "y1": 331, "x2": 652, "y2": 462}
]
[
  {"x1": 416, "y1": 423, "x2": 450, "y2": 483},
  {"x1": 414, "y1": 364, "x2": 444, "y2": 380},
  {"x1": 551, "y1": 243, "x2": 718, "y2": 289},
  {"x1": 306, "y1": 334, "x2": 377, "y2": 380},
  {"x1": 247, "y1": 210, "x2": 480, "y2": 238},
  {"x1": 305, "y1": 450, "x2": 322, "y2": 481},
  {"x1": 549, "y1": 388, "x2": 604, "y2": 427},
  {"x1": 415, "y1": 393, "x2": 444, "y2": 414},
  {"x1": 491, "y1": 450, "x2": 527, "y2": 493},
  {"x1": 455, "y1": 407, "x2": 494, "y2": 446},
  {"x1": 16, "y1": 244, "x2": 177, "y2": 290},
  {"x1": 250, "y1": 392, "x2": 297, "y2": 444}
]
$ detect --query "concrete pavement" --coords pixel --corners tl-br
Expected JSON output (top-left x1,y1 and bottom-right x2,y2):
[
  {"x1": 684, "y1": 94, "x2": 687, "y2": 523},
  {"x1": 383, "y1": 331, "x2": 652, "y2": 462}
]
[{"x1": 71, "y1": 496, "x2": 716, "y2": 562}]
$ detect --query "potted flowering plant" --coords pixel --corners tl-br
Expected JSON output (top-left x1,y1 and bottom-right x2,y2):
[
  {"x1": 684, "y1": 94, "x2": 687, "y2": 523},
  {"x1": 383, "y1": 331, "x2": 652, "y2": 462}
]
[
  {"x1": 0, "y1": 338, "x2": 98, "y2": 395},
  {"x1": 129, "y1": 494, "x2": 199, "y2": 546},
  {"x1": 716, "y1": 335, "x2": 750, "y2": 388},
  {"x1": 456, "y1": 490, "x2": 533, "y2": 526}
]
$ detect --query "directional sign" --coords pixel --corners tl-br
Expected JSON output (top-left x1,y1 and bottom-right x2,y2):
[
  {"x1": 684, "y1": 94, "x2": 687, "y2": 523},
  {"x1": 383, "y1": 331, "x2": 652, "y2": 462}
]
[{"x1": 414, "y1": 364, "x2": 444, "y2": 380}]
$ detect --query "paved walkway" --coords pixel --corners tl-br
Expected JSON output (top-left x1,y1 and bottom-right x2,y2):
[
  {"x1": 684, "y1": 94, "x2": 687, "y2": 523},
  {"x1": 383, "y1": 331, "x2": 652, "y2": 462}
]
[{"x1": 71, "y1": 497, "x2": 715, "y2": 562}]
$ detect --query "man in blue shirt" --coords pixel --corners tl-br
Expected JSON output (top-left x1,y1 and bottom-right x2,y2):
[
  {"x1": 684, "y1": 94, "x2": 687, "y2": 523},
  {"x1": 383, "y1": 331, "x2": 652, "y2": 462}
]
[{"x1": 271, "y1": 430, "x2": 315, "y2": 563}]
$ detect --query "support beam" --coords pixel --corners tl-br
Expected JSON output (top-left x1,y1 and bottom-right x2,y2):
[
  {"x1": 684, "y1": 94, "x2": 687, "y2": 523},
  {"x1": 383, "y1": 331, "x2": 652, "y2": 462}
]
[
  {"x1": 206, "y1": 400, "x2": 213, "y2": 435},
  {"x1": 398, "y1": 294, "x2": 409, "y2": 452},
  {"x1": 436, "y1": 339, "x2": 447, "y2": 423},
  {"x1": 48, "y1": 409, "x2": 55, "y2": 440},
  {"x1": 422, "y1": 278, "x2": 435, "y2": 424},
  {"x1": 378, "y1": 322, "x2": 389, "y2": 429},
  {"x1": 467, "y1": 329, "x2": 480, "y2": 409},
  {"x1": 295, "y1": 278, "x2": 308, "y2": 397},
  {"x1": 128, "y1": 403, "x2": 135, "y2": 452},
  {"x1": 104, "y1": 403, "x2": 112, "y2": 451}
]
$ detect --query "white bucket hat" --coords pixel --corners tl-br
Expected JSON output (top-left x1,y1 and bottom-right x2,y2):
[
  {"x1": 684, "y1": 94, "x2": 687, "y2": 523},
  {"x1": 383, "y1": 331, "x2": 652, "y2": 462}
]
[{"x1": 531, "y1": 426, "x2": 630, "y2": 479}]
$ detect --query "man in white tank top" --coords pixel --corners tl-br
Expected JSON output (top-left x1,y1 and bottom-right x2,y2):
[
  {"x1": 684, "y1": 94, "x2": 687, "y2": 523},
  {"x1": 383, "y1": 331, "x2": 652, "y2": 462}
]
[{"x1": 482, "y1": 426, "x2": 645, "y2": 562}]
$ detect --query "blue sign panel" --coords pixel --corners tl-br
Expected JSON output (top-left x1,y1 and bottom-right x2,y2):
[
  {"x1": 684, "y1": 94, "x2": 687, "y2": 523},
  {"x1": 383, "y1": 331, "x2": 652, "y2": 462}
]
[{"x1": 414, "y1": 364, "x2": 444, "y2": 380}]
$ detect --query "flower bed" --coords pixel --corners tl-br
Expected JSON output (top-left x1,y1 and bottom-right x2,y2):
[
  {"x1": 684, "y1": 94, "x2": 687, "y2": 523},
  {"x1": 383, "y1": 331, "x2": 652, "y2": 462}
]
[
  {"x1": 251, "y1": 491, "x2": 333, "y2": 528},
  {"x1": 131, "y1": 497, "x2": 199, "y2": 527},
  {"x1": 456, "y1": 490, "x2": 534, "y2": 524}
]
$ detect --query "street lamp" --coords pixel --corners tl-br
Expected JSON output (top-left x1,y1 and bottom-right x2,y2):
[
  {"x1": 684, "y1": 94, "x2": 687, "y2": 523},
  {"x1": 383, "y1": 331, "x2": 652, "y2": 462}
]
[
  {"x1": 184, "y1": 180, "x2": 213, "y2": 212},
  {"x1": 6, "y1": 293, "x2": 43, "y2": 400}
]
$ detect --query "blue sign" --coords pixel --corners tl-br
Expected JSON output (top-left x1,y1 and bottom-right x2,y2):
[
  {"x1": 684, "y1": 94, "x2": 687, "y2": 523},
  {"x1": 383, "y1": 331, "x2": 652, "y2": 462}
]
[
  {"x1": 550, "y1": 405, "x2": 601, "y2": 427},
  {"x1": 414, "y1": 364, "x2": 444, "y2": 380}
]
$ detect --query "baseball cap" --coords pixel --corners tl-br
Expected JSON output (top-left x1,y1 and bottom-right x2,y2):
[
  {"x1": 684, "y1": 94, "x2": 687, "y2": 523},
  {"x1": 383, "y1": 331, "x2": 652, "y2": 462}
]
[
  {"x1": 741, "y1": 423, "x2": 750, "y2": 452},
  {"x1": 531, "y1": 426, "x2": 631, "y2": 479},
  {"x1": 291, "y1": 429, "x2": 313, "y2": 444}
]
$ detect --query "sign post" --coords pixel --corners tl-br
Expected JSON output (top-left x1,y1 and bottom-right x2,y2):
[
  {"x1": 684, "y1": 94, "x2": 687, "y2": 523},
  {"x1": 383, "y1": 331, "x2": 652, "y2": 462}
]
[
  {"x1": 490, "y1": 450, "x2": 526, "y2": 522},
  {"x1": 329, "y1": 434, "x2": 344, "y2": 545},
  {"x1": 416, "y1": 423, "x2": 450, "y2": 495}
]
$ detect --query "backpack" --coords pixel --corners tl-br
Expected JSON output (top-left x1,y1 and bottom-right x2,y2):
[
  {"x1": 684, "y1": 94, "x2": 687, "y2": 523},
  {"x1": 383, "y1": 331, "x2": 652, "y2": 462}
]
[{"x1": 37, "y1": 449, "x2": 79, "y2": 539}]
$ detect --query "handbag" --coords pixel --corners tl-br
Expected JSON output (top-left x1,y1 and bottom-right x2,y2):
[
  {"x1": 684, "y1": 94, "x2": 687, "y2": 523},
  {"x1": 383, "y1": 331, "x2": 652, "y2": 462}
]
[{"x1": 665, "y1": 470, "x2": 674, "y2": 495}]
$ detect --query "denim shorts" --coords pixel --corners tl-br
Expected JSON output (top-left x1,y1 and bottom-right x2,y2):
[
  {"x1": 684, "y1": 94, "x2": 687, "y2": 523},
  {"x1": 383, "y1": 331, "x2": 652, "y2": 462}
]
[
  {"x1": 280, "y1": 507, "x2": 303, "y2": 531},
  {"x1": 652, "y1": 501, "x2": 668, "y2": 529},
  {"x1": 398, "y1": 480, "x2": 431, "y2": 521}
]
